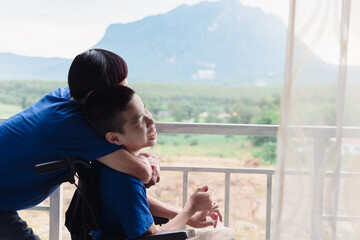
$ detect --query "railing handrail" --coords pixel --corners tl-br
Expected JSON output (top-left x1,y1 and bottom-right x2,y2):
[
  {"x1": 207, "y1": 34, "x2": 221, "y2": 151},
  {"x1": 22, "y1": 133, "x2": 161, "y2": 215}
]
[
  {"x1": 161, "y1": 165, "x2": 275, "y2": 174},
  {"x1": 3, "y1": 117, "x2": 360, "y2": 138},
  {"x1": 156, "y1": 122, "x2": 360, "y2": 138}
]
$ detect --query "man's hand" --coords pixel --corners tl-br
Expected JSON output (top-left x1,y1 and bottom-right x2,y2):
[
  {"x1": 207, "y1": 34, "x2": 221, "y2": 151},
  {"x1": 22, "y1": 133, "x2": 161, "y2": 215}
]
[
  {"x1": 140, "y1": 153, "x2": 161, "y2": 188},
  {"x1": 187, "y1": 209, "x2": 223, "y2": 228}
]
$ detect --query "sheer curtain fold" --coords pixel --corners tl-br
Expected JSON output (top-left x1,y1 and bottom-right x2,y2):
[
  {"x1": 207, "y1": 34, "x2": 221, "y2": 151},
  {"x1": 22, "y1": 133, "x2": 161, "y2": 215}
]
[{"x1": 271, "y1": 0, "x2": 360, "y2": 239}]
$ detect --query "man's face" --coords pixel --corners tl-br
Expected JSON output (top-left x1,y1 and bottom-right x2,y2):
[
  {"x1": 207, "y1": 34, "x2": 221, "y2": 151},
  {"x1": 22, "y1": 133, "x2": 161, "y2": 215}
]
[{"x1": 117, "y1": 94, "x2": 157, "y2": 153}]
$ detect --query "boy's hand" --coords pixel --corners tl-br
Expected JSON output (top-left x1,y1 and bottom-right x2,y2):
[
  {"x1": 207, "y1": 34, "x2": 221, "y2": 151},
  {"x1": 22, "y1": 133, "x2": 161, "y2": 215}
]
[
  {"x1": 187, "y1": 208, "x2": 222, "y2": 228},
  {"x1": 140, "y1": 153, "x2": 160, "y2": 188},
  {"x1": 186, "y1": 185, "x2": 217, "y2": 214}
]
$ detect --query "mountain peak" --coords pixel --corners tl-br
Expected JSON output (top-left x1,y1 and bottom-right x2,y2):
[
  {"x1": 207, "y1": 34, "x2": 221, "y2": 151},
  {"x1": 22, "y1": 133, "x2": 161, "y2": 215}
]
[{"x1": 93, "y1": 0, "x2": 288, "y2": 84}]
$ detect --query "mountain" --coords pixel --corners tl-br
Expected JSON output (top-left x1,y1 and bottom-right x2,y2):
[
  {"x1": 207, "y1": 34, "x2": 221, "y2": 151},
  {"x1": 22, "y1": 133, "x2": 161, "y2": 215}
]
[
  {"x1": 0, "y1": 52, "x2": 71, "y2": 81},
  {"x1": 0, "y1": 0, "x2": 355, "y2": 85},
  {"x1": 94, "y1": 0, "x2": 287, "y2": 85}
]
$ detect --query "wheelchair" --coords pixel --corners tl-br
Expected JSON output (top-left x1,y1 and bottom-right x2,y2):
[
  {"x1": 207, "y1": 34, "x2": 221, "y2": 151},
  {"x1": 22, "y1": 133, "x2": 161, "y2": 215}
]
[{"x1": 35, "y1": 157, "x2": 189, "y2": 240}]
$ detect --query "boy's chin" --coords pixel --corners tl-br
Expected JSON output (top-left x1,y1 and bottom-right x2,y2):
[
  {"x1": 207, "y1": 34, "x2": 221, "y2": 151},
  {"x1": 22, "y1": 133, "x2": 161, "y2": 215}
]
[{"x1": 148, "y1": 139, "x2": 157, "y2": 146}]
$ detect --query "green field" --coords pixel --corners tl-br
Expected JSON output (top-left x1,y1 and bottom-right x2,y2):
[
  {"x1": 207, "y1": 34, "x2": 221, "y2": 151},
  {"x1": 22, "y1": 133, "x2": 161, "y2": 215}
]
[
  {"x1": 0, "y1": 80, "x2": 281, "y2": 163},
  {"x1": 0, "y1": 102, "x2": 22, "y2": 117},
  {"x1": 153, "y1": 134, "x2": 248, "y2": 158}
]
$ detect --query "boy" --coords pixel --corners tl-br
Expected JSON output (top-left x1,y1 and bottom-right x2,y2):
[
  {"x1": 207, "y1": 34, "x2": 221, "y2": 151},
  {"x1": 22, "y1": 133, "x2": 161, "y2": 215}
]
[{"x1": 85, "y1": 85, "x2": 222, "y2": 239}]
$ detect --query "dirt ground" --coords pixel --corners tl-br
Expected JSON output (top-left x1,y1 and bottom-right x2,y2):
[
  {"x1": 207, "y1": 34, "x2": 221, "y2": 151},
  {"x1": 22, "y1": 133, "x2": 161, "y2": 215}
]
[{"x1": 19, "y1": 156, "x2": 274, "y2": 240}]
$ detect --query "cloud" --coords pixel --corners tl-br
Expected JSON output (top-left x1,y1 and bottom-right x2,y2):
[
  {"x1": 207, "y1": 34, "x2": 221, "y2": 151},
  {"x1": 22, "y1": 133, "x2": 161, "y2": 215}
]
[
  {"x1": 167, "y1": 56, "x2": 176, "y2": 63},
  {"x1": 207, "y1": 22, "x2": 219, "y2": 32},
  {"x1": 192, "y1": 69, "x2": 216, "y2": 79},
  {"x1": 195, "y1": 59, "x2": 216, "y2": 68}
]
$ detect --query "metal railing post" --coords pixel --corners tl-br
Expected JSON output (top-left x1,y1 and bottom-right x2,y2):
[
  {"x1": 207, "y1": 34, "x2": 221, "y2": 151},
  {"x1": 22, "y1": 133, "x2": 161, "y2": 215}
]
[
  {"x1": 311, "y1": 137, "x2": 326, "y2": 240},
  {"x1": 182, "y1": 171, "x2": 189, "y2": 208},
  {"x1": 266, "y1": 172, "x2": 273, "y2": 240},
  {"x1": 224, "y1": 172, "x2": 231, "y2": 227},
  {"x1": 49, "y1": 186, "x2": 63, "y2": 240}
]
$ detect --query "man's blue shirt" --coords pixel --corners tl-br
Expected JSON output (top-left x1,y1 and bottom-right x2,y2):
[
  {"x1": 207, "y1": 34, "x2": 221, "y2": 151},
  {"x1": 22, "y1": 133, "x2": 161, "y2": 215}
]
[
  {"x1": 0, "y1": 88, "x2": 121, "y2": 211},
  {"x1": 99, "y1": 164, "x2": 154, "y2": 239}
]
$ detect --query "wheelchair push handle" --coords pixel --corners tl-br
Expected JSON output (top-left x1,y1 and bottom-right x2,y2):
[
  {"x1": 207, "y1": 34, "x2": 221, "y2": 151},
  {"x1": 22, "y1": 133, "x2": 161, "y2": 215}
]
[
  {"x1": 34, "y1": 157, "x2": 91, "y2": 175},
  {"x1": 34, "y1": 159, "x2": 69, "y2": 174},
  {"x1": 34, "y1": 157, "x2": 91, "y2": 195}
]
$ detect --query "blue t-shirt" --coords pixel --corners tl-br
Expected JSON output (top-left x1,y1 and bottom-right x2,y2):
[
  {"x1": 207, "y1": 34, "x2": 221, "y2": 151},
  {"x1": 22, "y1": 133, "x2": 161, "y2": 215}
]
[
  {"x1": 99, "y1": 164, "x2": 154, "y2": 239},
  {"x1": 0, "y1": 88, "x2": 122, "y2": 211}
]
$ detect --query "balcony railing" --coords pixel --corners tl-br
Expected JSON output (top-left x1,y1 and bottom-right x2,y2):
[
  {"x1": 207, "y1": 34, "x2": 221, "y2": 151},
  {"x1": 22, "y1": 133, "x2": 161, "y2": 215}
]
[
  {"x1": 160, "y1": 165, "x2": 274, "y2": 239},
  {"x1": 2, "y1": 117, "x2": 360, "y2": 240}
]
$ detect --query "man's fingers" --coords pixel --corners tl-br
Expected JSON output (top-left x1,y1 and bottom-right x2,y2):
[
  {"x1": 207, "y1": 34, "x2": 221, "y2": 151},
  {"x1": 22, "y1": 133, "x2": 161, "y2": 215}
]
[{"x1": 139, "y1": 152, "x2": 151, "y2": 157}]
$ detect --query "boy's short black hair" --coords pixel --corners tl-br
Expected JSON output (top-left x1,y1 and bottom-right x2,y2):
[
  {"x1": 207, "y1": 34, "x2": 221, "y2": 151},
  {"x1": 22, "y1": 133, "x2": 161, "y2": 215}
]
[
  {"x1": 68, "y1": 49, "x2": 128, "y2": 100},
  {"x1": 85, "y1": 85, "x2": 135, "y2": 137}
]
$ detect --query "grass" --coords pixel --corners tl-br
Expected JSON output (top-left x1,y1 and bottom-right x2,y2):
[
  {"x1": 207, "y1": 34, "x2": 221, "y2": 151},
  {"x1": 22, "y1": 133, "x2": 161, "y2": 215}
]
[
  {"x1": 152, "y1": 134, "x2": 251, "y2": 159},
  {"x1": 0, "y1": 103, "x2": 22, "y2": 117}
]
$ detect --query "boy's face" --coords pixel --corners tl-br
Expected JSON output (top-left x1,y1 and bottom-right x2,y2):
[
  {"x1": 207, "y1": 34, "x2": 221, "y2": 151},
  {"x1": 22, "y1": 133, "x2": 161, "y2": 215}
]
[{"x1": 115, "y1": 94, "x2": 157, "y2": 154}]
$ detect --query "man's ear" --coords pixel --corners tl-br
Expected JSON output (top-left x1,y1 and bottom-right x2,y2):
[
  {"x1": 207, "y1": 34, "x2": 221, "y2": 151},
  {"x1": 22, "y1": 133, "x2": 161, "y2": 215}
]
[{"x1": 105, "y1": 132, "x2": 124, "y2": 146}]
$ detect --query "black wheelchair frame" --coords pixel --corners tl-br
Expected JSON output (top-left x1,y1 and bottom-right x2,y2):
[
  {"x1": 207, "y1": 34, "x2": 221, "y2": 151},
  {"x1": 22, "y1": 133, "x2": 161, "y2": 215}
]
[{"x1": 35, "y1": 157, "x2": 188, "y2": 240}]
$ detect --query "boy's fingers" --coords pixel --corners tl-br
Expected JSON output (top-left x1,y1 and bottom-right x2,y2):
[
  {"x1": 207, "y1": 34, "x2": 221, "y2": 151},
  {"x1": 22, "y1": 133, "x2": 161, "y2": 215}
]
[
  {"x1": 197, "y1": 185, "x2": 209, "y2": 192},
  {"x1": 213, "y1": 219, "x2": 218, "y2": 228},
  {"x1": 205, "y1": 220, "x2": 216, "y2": 227},
  {"x1": 211, "y1": 202, "x2": 219, "y2": 210},
  {"x1": 209, "y1": 209, "x2": 223, "y2": 222}
]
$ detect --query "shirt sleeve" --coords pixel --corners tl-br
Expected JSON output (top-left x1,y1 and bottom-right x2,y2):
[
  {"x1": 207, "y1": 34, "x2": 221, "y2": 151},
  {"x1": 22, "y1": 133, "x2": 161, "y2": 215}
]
[{"x1": 47, "y1": 114, "x2": 123, "y2": 161}]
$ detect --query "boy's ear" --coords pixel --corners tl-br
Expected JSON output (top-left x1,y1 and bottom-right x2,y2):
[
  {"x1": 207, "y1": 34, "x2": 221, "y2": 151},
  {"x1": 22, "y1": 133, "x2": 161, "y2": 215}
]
[{"x1": 105, "y1": 132, "x2": 125, "y2": 146}]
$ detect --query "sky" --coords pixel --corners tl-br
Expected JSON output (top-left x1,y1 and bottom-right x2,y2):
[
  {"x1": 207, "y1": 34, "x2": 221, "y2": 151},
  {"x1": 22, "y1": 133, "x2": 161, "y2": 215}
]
[
  {"x1": 0, "y1": 0, "x2": 358, "y2": 65},
  {"x1": 0, "y1": 0, "x2": 288, "y2": 59}
]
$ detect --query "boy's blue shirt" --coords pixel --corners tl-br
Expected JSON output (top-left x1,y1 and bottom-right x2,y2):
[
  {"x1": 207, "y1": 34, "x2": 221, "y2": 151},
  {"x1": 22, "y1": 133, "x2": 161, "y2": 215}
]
[
  {"x1": 99, "y1": 164, "x2": 154, "y2": 239},
  {"x1": 0, "y1": 88, "x2": 122, "y2": 211}
]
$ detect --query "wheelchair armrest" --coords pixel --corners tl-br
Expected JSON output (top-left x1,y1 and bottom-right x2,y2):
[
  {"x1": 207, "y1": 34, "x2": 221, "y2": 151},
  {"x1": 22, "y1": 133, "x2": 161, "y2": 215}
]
[
  {"x1": 138, "y1": 230, "x2": 188, "y2": 240},
  {"x1": 153, "y1": 216, "x2": 169, "y2": 226}
]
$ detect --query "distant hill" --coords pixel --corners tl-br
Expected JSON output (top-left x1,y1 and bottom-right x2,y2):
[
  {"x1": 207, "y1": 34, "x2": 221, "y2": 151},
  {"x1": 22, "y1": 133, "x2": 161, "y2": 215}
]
[
  {"x1": 0, "y1": 52, "x2": 71, "y2": 81},
  {"x1": 0, "y1": 0, "x2": 357, "y2": 85}
]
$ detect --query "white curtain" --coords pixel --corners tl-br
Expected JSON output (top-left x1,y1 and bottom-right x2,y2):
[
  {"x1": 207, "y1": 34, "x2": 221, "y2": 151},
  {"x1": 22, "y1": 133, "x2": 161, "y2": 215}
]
[{"x1": 271, "y1": 0, "x2": 360, "y2": 239}]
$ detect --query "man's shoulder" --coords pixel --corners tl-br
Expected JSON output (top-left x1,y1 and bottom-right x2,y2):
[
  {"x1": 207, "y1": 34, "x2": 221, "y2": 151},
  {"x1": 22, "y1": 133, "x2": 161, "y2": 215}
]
[
  {"x1": 44, "y1": 88, "x2": 79, "y2": 114},
  {"x1": 35, "y1": 87, "x2": 84, "y2": 124},
  {"x1": 0, "y1": 88, "x2": 80, "y2": 132}
]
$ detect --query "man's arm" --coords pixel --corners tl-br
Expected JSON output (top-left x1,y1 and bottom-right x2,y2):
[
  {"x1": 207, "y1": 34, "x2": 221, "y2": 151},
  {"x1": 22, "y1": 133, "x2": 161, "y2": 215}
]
[{"x1": 97, "y1": 148, "x2": 153, "y2": 184}]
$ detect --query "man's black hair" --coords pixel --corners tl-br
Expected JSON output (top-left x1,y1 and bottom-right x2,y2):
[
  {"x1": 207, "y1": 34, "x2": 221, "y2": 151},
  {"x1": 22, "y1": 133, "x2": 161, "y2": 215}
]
[
  {"x1": 68, "y1": 49, "x2": 128, "y2": 101},
  {"x1": 85, "y1": 85, "x2": 135, "y2": 137}
]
